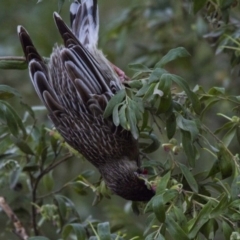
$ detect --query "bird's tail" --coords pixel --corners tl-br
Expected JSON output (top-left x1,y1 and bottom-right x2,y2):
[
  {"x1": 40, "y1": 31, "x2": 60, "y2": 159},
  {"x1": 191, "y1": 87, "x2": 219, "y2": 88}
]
[{"x1": 70, "y1": 0, "x2": 99, "y2": 49}]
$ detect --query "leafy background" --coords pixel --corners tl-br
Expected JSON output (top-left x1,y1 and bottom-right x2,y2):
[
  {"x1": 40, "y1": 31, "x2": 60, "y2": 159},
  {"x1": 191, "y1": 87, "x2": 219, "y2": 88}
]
[{"x1": 0, "y1": 0, "x2": 240, "y2": 239}]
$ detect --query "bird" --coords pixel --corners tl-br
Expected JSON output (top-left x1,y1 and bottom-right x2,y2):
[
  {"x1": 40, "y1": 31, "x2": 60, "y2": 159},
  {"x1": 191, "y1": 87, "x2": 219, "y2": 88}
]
[{"x1": 17, "y1": 0, "x2": 155, "y2": 201}]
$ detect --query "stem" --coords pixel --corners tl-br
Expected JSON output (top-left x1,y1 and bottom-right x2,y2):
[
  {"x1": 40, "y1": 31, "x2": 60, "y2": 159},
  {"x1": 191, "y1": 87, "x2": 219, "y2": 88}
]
[
  {"x1": 0, "y1": 56, "x2": 25, "y2": 61},
  {"x1": 31, "y1": 152, "x2": 73, "y2": 235},
  {"x1": 46, "y1": 152, "x2": 72, "y2": 173},
  {"x1": 37, "y1": 184, "x2": 69, "y2": 199},
  {"x1": 151, "y1": 114, "x2": 162, "y2": 134}
]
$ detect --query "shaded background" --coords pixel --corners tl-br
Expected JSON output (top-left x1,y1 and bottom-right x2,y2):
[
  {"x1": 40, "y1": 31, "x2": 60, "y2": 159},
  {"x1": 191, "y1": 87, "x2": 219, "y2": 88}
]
[{"x1": 0, "y1": 0, "x2": 239, "y2": 239}]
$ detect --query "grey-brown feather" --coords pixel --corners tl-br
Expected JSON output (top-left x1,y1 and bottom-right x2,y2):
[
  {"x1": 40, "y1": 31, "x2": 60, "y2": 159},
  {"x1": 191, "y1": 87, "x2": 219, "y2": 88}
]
[{"x1": 17, "y1": 0, "x2": 155, "y2": 201}]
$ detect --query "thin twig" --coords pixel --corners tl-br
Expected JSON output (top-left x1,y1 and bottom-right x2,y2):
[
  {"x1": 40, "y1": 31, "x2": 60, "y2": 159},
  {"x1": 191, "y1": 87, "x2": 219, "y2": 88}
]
[
  {"x1": 202, "y1": 124, "x2": 239, "y2": 168},
  {"x1": 139, "y1": 151, "x2": 152, "y2": 161},
  {"x1": 0, "y1": 56, "x2": 25, "y2": 61},
  {"x1": 37, "y1": 184, "x2": 69, "y2": 199},
  {"x1": 43, "y1": 152, "x2": 73, "y2": 174},
  {"x1": 151, "y1": 114, "x2": 162, "y2": 134},
  {"x1": 0, "y1": 197, "x2": 29, "y2": 240}
]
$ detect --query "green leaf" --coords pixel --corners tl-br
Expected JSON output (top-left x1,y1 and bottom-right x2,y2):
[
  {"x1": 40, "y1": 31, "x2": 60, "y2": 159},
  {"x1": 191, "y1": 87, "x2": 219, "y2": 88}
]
[
  {"x1": 207, "y1": 159, "x2": 220, "y2": 178},
  {"x1": 222, "y1": 220, "x2": 234, "y2": 240},
  {"x1": 145, "y1": 232, "x2": 165, "y2": 240},
  {"x1": 165, "y1": 215, "x2": 189, "y2": 240},
  {"x1": 137, "y1": 81, "x2": 152, "y2": 97},
  {"x1": 230, "y1": 175, "x2": 240, "y2": 200},
  {"x1": 200, "y1": 98, "x2": 219, "y2": 117},
  {"x1": 62, "y1": 223, "x2": 86, "y2": 240},
  {"x1": 112, "y1": 103, "x2": 122, "y2": 126},
  {"x1": 103, "y1": 89, "x2": 126, "y2": 118},
  {"x1": 166, "y1": 112, "x2": 176, "y2": 139},
  {"x1": 142, "y1": 83, "x2": 155, "y2": 101},
  {"x1": 0, "y1": 100, "x2": 27, "y2": 138},
  {"x1": 156, "y1": 172, "x2": 171, "y2": 194},
  {"x1": 222, "y1": 126, "x2": 236, "y2": 147},
  {"x1": 97, "y1": 222, "x2": 111, "y2": 240},
  {"x1": 176, "y1": 115, "x2": 199, "y2": 140},
  {"x1": 1, "y1": 160, "x2": 19, "y2": 172},
  {"x1": 127, "y1": 80, "x2": 143, "y2": 89},
  {"x1": 54, "y1": 195, "x2": 67, "y2": 219},
  {"x1": 172, "y1": 206, "x2": 187, "y2": 226},
  {"x1": 141, "y1": 110, "x2": 149, "y2": 131},
  {"x1": 208, "y1": 87, "x2": 225, "y2": 95},
  {"x1": 9, "y1": 167, "x2": 21, "y2": 189},
  {"x1": 119, "y1": 104, "x2": 127, "y2": 129},
  {"x1": 181, "y1": 130, "x2": 197, "y2": 167},
  {"x1": 144, "y1": 213, "x2": 158, "y2": 236},
  {"x1": 128, "y1": 63, "x2": 150, "y2": 71},
  {"x1": 11, "y1": 136, "x2": 35, "y2": 155},
  {"x1": 54, "y1": 195, "x2": 79, "y2": 220},
  {"x1": 156, "y1": 96, "x2": 172, "y2": 115},
  {"x1": 128, "y1": 98, "x2": 144, "y2": 121},
  {"x1": 153, "y1": 82, "x2": 164, "y2": 97},
  {"x1": 217, "y1": 144, "x2": 233, "y2": 179},
  {"x1": 193, "y1": 0, "x2": 208, "y2": 13},
  {"x1": 50, "y1": 133, "x2": 59, "y2": 154},
  {"x1": 126, "y1": 105, "x2": 138, "y2": 139},
  {"x1": 201, "y1": 219, "x2": 218, "y2": 240},
  {"x1": 0, "y1": 85, "x2": 21, "y2": 99},
  {"x1": 89, "y1": 237, "x2": 98, "y2": 240},
  {"x1": 22, "y1": 162, "x2": 39, "y2": 172},
  {"x1": 20, "y1": 101, "x2": 35, "y2": 119},
  {"x1": 210, "y1": 193, "x2": 229, "y2": 218},
  {"x1": 140, "y1": 132, "x2": 160, "y2": 153},
  {"x1": 155, "y1": 47, "x2": 190, "y2": 68},
  {"x1": 189, "y1": 200, "x2": 213, "y2": 238},
  {"x1": 214, "y1": 121, "x2": 235, "y2": 135},
  {"x1": 170, "y1": 74, "x2": 202, "y2": 114},
  {"x1": 149, "y1": 68, "x2": 168, "y2": 83},
  {"x1": 0, "y1": 105, "x2": 18, "y2": 137},
  {"x1": 179, "y1": 163, "x2": 199, "y2": 193},
  {"x1": 42, "y1": 171, "x2": 54, "y2": 192},
  {"x1": 152, "y1": 195, "x2": 165, "y2": 223},
  {"x1": 236, "y1": 126, "x2": 240, "y2": 146}
]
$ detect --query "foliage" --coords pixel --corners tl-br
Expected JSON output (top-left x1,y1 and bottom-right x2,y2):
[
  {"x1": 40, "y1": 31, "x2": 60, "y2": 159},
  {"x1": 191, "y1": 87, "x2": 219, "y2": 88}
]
[{"x1": 1, "y1": 0, "x2": 240, "y2": 240}]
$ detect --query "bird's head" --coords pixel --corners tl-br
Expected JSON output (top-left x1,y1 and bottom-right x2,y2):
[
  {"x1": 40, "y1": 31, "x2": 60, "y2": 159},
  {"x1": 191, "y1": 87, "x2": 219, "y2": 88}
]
[{"x1": 99, "y1": 158, "x2": 155, "y2": 201}]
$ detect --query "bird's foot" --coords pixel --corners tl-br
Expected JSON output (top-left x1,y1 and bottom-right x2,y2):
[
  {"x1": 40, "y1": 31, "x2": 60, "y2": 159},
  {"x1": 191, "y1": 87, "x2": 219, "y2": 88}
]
[{"x1": 111, "y1": 63, "x2": 130, "y2": 82}]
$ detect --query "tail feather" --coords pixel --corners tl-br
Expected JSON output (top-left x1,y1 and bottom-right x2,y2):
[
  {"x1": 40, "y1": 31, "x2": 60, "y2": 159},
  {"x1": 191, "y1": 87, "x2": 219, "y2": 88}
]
[
  {"x1": 70, "y1": 0, "x2": 99, "y2": 48},
  {"x1": 17, "y1": 26, "x2": 62, "y2": 113},
  {"x1": 17, "y1": 26, "x2": 42, "y2": 63},
  {"x1": 53, "y1": 12, "x2": 112, "y2": 93}
]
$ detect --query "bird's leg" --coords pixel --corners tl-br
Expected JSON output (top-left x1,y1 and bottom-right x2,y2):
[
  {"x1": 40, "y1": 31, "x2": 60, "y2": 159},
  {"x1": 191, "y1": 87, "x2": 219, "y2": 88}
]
[{"x1": 110, "y1": 62, "x2": 130, "y2": 82}]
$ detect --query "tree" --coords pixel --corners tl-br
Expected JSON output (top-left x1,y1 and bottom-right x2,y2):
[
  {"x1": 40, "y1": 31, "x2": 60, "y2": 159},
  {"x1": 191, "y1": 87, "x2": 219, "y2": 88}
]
[{"x1": 0, "y1": 0, "x2": 240, "y2": 239}]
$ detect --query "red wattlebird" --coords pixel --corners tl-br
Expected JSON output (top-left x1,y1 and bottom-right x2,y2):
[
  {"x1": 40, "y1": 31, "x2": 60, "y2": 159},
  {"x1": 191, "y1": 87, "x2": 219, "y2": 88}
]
[{"x1": 18, "y1": 0, "x2": 155, "y2": 201}]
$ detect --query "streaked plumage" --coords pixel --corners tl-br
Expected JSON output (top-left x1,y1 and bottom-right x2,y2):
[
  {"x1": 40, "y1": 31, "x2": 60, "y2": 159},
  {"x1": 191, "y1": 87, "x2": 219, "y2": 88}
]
[{"x1": 18, "y1": 0, "x2": 155, "y2": 201}]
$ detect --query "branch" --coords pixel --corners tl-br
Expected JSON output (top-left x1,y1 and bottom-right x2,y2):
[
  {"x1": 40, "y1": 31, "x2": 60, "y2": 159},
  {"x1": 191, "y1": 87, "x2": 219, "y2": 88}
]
[
  {"x1": 31, "y1": 152, "x2": 73, "y2": 235},
  {"x1": 0, "y1": 197, "x2": 29, "y2": 240},
  {"x1": 0, "y1": 56, "x2": 25, "y2": 61}
]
